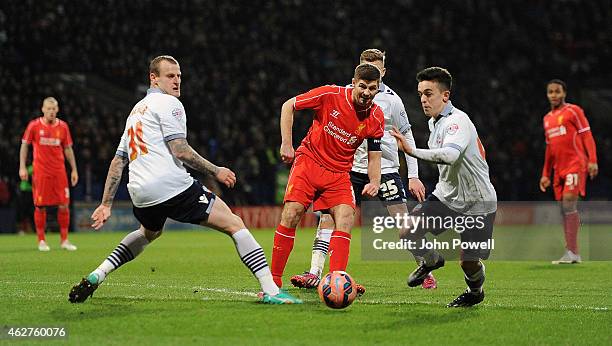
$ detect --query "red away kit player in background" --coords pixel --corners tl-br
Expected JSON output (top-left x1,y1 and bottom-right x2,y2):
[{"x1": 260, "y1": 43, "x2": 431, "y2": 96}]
[
  {"x1": 272, "y1": 63, "x2": 385, "y2": 294},
  {"x1": 19, "y1": 97, "x2": 79, "y2": 251},
  {"x1": 539, "y1": 79, "x2": 598, "y2": 264}
]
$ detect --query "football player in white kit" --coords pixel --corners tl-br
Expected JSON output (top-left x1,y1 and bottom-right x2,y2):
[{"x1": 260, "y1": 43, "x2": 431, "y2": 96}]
[
  {"x1": 290, "y1": 49, "x2": 433, "y2": 292},
  {"x1": 69, "y1": 56, "x2": 301, "y2": 305},
  {"x1": 390, "y1": 67, "x2": 497, "y2": 307}
]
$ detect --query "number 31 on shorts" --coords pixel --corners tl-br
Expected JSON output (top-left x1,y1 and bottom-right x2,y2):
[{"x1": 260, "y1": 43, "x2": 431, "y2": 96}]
[{"x1": 565, "y1": 173, "x2": 579, "y2": 187}]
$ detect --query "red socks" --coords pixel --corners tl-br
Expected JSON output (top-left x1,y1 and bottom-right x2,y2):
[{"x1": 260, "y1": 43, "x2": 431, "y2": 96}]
[
  {"x1": 329, "y1": 230, "x2": 351, "y2": 272},
  {"x1": 58, "y1": 208, "x2": 70, "y2": 242},
  {"x1": 34, "y1": 208, "x2": 46, "y2": 241},
  {"x1": 271, "y1": 225, "x2": 296, "y2": 287},
  {"x1": 563, "y1": 211, "x2": 580, "y2": 254}
]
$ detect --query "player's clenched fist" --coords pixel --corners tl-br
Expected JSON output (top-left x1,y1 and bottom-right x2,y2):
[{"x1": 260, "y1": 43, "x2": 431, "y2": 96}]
[
  {"x1": 91, "y1": 205, "x2": 111, "y2": 230},
  {"x1": 362, "y1": 182, "x2": 379, "y2": 197},
  {"x1": 19, "y1": 167, "x2": 29, "y2": 181},
  {"x1": 216, "y1": 167, "x2": 236, "y2": 188},
  {"x1": 280, "y1": 143, "x2": 295, "y2": 164}
]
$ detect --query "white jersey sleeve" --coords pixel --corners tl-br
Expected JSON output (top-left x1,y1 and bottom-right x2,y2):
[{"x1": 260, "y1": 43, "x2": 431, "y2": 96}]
[
  {"x1": 393, "y1": 101, "x2": 411, "y2": 134},
  {"x1": 440, "y1": 115, "x2": 471, "y2": 153},
  {"x1": 116, "y1": 127, "x2": 129, "y2": 158},
  {"x1": 159, "y1": 98, "x2": 187, "y2": 141}
]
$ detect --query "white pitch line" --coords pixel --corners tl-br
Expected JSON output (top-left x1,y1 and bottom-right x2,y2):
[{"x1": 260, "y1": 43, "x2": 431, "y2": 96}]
[
  {"x1": 1, "y1": 281, "x2": 609, "y2": 311},
  {"x1": 194, "y1": 287, "x2": 259, "y2": 298}
]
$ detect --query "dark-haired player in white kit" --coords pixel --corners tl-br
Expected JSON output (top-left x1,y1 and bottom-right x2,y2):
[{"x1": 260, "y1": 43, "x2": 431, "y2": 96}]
[
  {"x1": 290, "y1": 49, "x2": 435, "y2": 291},
  {"x1": 391, "y1": 67, "x2": 497, "y2": 307},
  {"x1": 68, "y1": 55, "x2": 301, "y2": 304}
]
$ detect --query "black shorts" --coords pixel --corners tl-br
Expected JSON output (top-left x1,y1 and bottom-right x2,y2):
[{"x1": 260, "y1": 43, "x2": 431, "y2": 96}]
[
  {"x1": 133, "y1": 180, "x2": 216, "y2": 232},
  {"x1": 410, "y1": 194, "x2": 496, "y2": 260},
  {"x1": 350, "y1": 171, "x2": 407, "y2": 206}
]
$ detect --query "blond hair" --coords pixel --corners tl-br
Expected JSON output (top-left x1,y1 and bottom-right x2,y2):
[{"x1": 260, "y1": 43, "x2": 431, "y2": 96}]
[
  {"x1": 360, "y1": 49, "x2": 385, "y2": 65},
  {"x1": 42, "y1": 97, "x2": 58, "y2": 106},
  {"x1": 149, "y1": 55, "x2": 179, "y2": 76}
]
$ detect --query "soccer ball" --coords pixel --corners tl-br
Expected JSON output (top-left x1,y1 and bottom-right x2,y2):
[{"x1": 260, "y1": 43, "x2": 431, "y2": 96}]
[{"x1": 317, "y1": 271, "x2": 357, "y2": 309}]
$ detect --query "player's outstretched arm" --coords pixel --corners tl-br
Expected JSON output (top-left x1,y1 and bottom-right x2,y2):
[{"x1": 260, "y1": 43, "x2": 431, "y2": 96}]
[
  {"x1": 280, "y1": 97, "x2": 296, "y2": 164},
  {"x1": 18, "y1": 142, "x2": 30, "y2": 181},
  {"x1": 167, "y1": 138, "x2": 236, "y2": 188},
  {"x1": 92, "y1": 155, "x2": 128, "y2": 230},
  {"x1": 390, "y1": 126, "x2": 459, "y2": 165},
  {"x1": 64, "y1": 145, "x2": 79, "y2": 186}
]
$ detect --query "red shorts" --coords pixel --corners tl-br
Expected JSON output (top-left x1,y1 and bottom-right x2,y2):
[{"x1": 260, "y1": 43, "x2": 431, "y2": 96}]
[
  {"x1": 553, "y1": 170, "x2": 586, "y2": 201},
  {"x1": 284, "y1": 154, "x2": 355, "y2": 211},
  {"x1": 32, "y1": 174, "x2": 70, "y2": 207}
]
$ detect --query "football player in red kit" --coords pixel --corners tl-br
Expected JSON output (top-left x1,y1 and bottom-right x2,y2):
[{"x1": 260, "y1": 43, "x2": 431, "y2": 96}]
[
  {"x1": 271, "y1": 63, "x2": 385, "y2": 293},
  {"x1": 19, "y1": 97, "x2": 79, "y2": 251},
  {"x1": 540, "y1": 79, "x2": 598, "y2": 264}
]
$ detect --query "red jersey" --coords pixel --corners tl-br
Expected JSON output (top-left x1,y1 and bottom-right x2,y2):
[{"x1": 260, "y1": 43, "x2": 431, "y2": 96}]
[
  {"x1": 294, "y1": 85, "x2": 384, "y2": 172},
  {"x1": 542, "y1": 103, "x2": 597, "y2": 176},
  {"x1": 22, "y1": 117, "x2": 73, "y2": 177}
]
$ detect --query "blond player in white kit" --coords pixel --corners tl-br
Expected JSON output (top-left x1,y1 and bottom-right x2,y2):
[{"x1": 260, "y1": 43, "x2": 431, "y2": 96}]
[
  {"x1": 390, "y1": 67, "x2": 497, "y2": 307},
  {"x1": 68, "y1": 55, "x2": 301, "y2": 305}
]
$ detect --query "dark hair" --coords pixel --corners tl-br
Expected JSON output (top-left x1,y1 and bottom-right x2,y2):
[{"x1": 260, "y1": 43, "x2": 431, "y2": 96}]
[
  {"x1": 149, "y1": 55, "x2": 179, "y2": 76},
  {"x1": 354, "y1": 63, "x2": 381, "y2": 82},
  {"x1": 547, "y1": 79, "x2": 567, "y2": 92},
  {"x1": 416, "y1": 67, "x2": 452, "y2": 91}
]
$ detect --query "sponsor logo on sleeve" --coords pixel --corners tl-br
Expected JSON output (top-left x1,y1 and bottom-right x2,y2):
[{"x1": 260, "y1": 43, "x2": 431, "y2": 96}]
[{"x1": 172, "y1": 108, "x2": 183, "y2": 118}]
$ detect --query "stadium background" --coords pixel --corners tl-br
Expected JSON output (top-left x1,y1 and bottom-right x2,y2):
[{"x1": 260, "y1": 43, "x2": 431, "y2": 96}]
[{"x1": 0, "y1": 0, "x2": 611, "y2": 228}]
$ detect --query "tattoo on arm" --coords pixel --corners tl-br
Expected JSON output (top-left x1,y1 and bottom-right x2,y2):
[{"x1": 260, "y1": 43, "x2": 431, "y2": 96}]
[
  {"x1": 102, "y1": 155, "x2": 128, "y2": 206},
  {"x1": 167, "y1": 138, "x2": 219, "y2": 176}
]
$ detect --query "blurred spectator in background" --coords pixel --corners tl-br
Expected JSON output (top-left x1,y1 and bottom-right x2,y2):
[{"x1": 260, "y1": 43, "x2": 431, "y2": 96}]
[{"x1": 0, "y1": 0, "x2": 610, "y2": 214}]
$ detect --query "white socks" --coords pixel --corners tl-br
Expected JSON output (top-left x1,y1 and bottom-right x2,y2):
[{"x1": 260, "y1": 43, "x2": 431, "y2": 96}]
[
  {"x1": 232, "y1": 229, "x2": 279, "y2": 296},
  {"x1": 309, "y1": 228, "x2": 332, "y2": 277},
  {"x1": 91, "y1": 229, "x2": 150, "y2": 284}
]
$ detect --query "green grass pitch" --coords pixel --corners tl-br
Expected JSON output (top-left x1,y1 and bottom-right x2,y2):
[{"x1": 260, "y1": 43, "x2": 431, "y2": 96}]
[{"x1": 1, "y1": 228, "x2": 610, "y2": 345}]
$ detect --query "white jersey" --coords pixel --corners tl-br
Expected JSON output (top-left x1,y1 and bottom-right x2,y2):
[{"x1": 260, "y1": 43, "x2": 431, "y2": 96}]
[
  {"x1": 116, "y1": 88, "x2": 194, "y2": 208},
  {"x1": 352, "y1": 83, "x2": 417, "y2": 176},
  {"x1": 428, "y1": 101, "x2": 497, "y2": 215}
]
